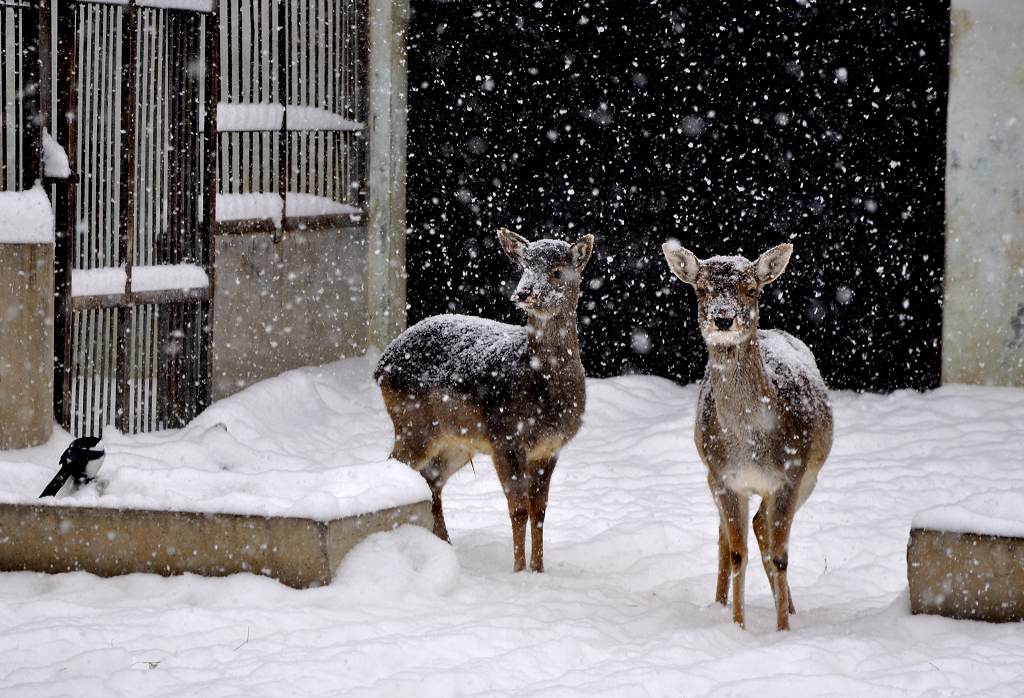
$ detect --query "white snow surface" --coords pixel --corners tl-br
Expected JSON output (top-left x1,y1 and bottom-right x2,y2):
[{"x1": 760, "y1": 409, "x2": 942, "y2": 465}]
[
  {"x1": 0, "y1": 185, "x2": 54, "y2": 244},
  {"x1": 41, "y1": 128, "x2": 71, "y2": 179},
  {"x1": 913, "y1": 490, "x2": 1024, "y2": 538},
  {"x1": 0, "y1": 358, "x2": 427, "y2": 520},
  {"x1": 216, "y1": 192, "x2": 360, "y2": 226},
  {"x1": 216, "y1": 193, "x2": 283, "y2": 226},
  {"x1": 87, "y1": 0, "x2": 214, "y2": 11},
  {"x1": 131, "y1": 264, "x2": 209, "y2": 293},
  {"x1": 1, "y1": 357, "x2": 1024, "y2": 695},
  {"x1": 71, "y1": 264, "x2": 208, "y2": 297},
  {"x1": 71, "y1": 267, "x2": 127, "y2": 297}
]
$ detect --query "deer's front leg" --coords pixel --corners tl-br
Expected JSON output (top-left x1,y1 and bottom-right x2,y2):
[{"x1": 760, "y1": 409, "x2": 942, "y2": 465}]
[
  {"x1": 767, "y1": 488, "x2": 797, "y2": 631},
  {"x1": 527, "y1": 456, "x2": 556, "y2": 573},
  {"x1": 495, "y1": 448, "x2": 530, "y2": 572},
  {"x1": 714, "y1": 487, "x2": 749, "y2": 628}
]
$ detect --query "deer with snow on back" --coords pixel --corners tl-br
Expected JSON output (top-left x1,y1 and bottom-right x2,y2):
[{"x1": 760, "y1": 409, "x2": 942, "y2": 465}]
[
  {"x1": 375, "y1": 228, "x2": 595, "y2": 572},
  {"x1": 661, "y1": 241, "x2": 833, "y2": 631}
]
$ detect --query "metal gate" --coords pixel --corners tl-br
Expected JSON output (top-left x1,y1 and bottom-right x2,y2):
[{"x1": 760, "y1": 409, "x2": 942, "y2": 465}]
[{"x1": 52, "y1": 0, "x2": 218, "y2": 436}]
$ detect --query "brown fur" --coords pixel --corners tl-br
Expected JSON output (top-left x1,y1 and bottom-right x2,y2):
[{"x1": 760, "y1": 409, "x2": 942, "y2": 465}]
[
  {"x1": 376, "y1": 229, "x2": 594, "y2": 572},
  {"x1": 663, "y1": 242, "x2": 833, "y2": 631}
]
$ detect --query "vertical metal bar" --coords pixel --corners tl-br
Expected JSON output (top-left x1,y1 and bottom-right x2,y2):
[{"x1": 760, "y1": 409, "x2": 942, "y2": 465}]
[
  {"x1": 200, "y1": 4, "x2": 220, "y2": 412},
  {"x1": 20, "y1": 0, "x2": 41, "y2": 187},
  {"x1": 53, "y1": 0, "x2": 79, "y2": 429},
  {"x1": 115, "y1": 0, "x2": 138, "y2": 433},
  {"x1": 276, "y1": 0, "x2": 286, "y2": 240}
]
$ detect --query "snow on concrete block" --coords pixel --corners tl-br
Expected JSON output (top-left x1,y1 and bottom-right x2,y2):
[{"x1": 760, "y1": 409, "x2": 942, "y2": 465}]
[
  {"x1": 0, "y1": 500, "x2": 431, "y2": 589},
  {"x1": 909, "y1": 493, "x2": 1024, "y2": 622},
  {"x1": 0, "y1": 185, "x2": 55, "y2": 244}
]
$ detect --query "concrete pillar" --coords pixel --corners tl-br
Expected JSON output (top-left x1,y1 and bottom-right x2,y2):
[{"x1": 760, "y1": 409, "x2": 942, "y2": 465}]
[
  {"x1": 942, "y1": 0, "x2": 1024, "y2": 386},
  {"x1": 0, "y1": 243, "x2": 54, "y2": 449},
  {"x1": 366, "y1": 0, "x2": 410, "y2": 349}
]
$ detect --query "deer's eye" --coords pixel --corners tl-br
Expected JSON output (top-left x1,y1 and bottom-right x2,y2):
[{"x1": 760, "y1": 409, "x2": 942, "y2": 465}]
[
  {"x1": 550, "y1": 269, "x2": 563, "y2": 281},
  {"x1": 746, "y1": 286, "x2": 760, "y2": 298}
]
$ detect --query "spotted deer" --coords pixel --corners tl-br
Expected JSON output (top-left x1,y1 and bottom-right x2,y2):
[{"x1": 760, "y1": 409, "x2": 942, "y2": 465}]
[
  {"x1": 375, "y1": 228, "x2": 595, "y2": 572},
  {"x1": 661, "y1": 241, "x2": 833, "y2": 631}
]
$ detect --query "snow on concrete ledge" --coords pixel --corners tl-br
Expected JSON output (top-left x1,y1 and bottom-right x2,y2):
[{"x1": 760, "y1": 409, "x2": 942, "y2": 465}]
[
  {"x1": 217, "y1": 102, "x2": 364, "y2": 132},
  {"x1": 131, "y1": 264, "x2": 209, "y2": 293},
  {"x1": 71, "y1": 267, "x2": 127, "y2": 296},
  {"x1": 0, "y1": 185, "x2": 54, "y2": 244},
  {"x1": 0, "y1": 357, "x2": 429, "y2": 522},
  {"x1": 912, "y1": 491, "x2": 1024, "y2": 539}
]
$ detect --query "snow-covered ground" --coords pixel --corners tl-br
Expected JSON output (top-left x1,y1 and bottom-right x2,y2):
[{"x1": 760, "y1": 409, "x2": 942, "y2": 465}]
[{"x1": 1, "y1": 356, "x2": 1023, "y2": 696}]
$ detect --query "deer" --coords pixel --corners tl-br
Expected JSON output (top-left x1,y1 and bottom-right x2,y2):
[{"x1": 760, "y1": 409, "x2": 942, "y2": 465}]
[
  {"x1": 374, "y1": 228, "x2": 595, "y2": 573},
  {"x1": 661, "y1": 240, "x2": 833, "y2": 631}
]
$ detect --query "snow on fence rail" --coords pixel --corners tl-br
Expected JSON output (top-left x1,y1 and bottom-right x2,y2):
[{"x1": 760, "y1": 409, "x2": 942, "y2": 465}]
[{"x1": 217, "y1": 103, "x2": 364, "y2": 132}]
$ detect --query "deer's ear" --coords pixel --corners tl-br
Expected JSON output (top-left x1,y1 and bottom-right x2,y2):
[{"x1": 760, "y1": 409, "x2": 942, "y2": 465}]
[
  {"x1": 571, "y1": 234, "x2": 595, "y2": 272},
  {"x1": 754, "y1": 243, "x2": 793, "y2": 286},
  {"x1": 661, "y1": 241, "x2": 701, "y2": 285},
  {"x1": 497, "y1": 227, "x2": 530, "y2": 265}
]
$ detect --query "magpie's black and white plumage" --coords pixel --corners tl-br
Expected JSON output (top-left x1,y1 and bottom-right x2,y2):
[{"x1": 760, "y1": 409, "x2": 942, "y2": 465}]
[{"x1": 39, "y1": 436, "x2": 105, "y2": 498}]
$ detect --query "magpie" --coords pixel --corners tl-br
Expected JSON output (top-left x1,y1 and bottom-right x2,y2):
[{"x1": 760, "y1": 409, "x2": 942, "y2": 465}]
[{"x1": 39, "y1": 436, "x2": 106, "y2": 498}]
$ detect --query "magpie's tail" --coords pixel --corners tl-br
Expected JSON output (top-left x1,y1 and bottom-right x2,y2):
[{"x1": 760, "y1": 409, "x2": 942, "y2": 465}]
[{"x1": 39, "y1": 470, "x2": 71, "y2": 498}]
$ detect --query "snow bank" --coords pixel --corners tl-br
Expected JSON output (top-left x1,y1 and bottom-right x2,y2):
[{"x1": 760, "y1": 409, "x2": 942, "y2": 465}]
[
  {"x1": 1, "y1": 363, "x2": 1023, "y2": 695},
  {"x1": 42, "y1": 128, "x2": 71, "y2": 179},
  {"x1": 913, "y1": 491, "x2": 1024, "y2": 538},
  {"x1": 0, "y1": 185, "x2": 54, "y2": 244},
  {"x1": 0, "y1": 356, "x2": 427, "y2": 520}
]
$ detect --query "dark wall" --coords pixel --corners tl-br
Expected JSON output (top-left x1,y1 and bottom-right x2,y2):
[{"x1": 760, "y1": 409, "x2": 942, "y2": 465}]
[{"x1": 406, "y1": 0, "x2": 949, "y2": 391}]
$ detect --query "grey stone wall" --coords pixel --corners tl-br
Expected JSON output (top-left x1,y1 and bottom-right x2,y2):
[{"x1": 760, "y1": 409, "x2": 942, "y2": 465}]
[
  {"x1": 942, "y1": 0, "x2": 1024, "y2": 386},
  {"x1": 212, "y1": 228, "x2": 368, "y2": 399},
  {"x1": 0, "y1": 244, "x2": 53, "y2": 449}
]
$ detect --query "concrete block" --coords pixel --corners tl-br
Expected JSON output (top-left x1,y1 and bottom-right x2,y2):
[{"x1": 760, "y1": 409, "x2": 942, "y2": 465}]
[
  {"x1": 908, "y1": 527, "x2": 1024, "y2": 622},
  {"x1": 0, "y1": 243, "x2": 54, "y2": 449},
  {"x1": 212, "y1": 228, "x2": 368, "y2": 399},
  {"x1": 0, "y1": 499, "x2": 431, "y2": 588}
]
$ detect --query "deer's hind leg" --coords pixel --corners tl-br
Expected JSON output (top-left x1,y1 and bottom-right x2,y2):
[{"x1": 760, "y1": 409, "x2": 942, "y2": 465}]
[
  {"x1": 715, "y1": 522, "x2": 730, "y2": 606},
  {"x1": 753, "y1": 501, "x2": 795, "y2": 614},
  {"x1": 420, "y1": 456, "x2": 452, "y2": 543}
]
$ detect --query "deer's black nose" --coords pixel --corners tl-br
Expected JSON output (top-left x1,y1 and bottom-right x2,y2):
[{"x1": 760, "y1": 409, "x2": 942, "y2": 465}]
[
  {"x1": 714, "y1": 316, "x2": 734, "y2": 331},
  {"x1": 516, "y1": 290, "x2": 531, "y2": 302}
]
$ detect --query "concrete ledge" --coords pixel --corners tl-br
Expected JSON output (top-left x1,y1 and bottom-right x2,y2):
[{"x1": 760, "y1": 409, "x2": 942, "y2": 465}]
[
  {"x1": 0, "y1": 500, "x2": 431, "y2": 588},
  {"x1": 908, "y1": 527, "x2": 1024, "y2": 622}
]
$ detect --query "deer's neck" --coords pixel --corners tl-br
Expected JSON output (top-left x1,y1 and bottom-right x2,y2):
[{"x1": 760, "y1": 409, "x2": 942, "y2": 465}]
[
  {"x1": 706, "y1": 336, "x2": 776, "y2": 432},
  {"x1": 527, "y1": 309, "x2": 582, "y2": 375}
]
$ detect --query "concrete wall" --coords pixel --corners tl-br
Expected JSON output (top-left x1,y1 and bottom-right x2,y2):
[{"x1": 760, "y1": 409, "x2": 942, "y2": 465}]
[
  {"x1": 943, "y1": 0, "x2": 1024, "y2": 386},
  {"x1": 212, "y1": 228, "x2": 368, "y2": 399},
  {"x1": 0, "y1": 244, "x2": 53, "y2": 449}
]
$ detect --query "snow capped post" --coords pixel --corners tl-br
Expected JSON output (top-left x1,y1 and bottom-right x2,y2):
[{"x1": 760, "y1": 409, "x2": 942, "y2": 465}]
[
  {"x1": 0, "y1": 187, "x2": 55, "y2": 449},
  {"x1": 661, "y1": 241, "x2": 833, "y2": 631}
]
